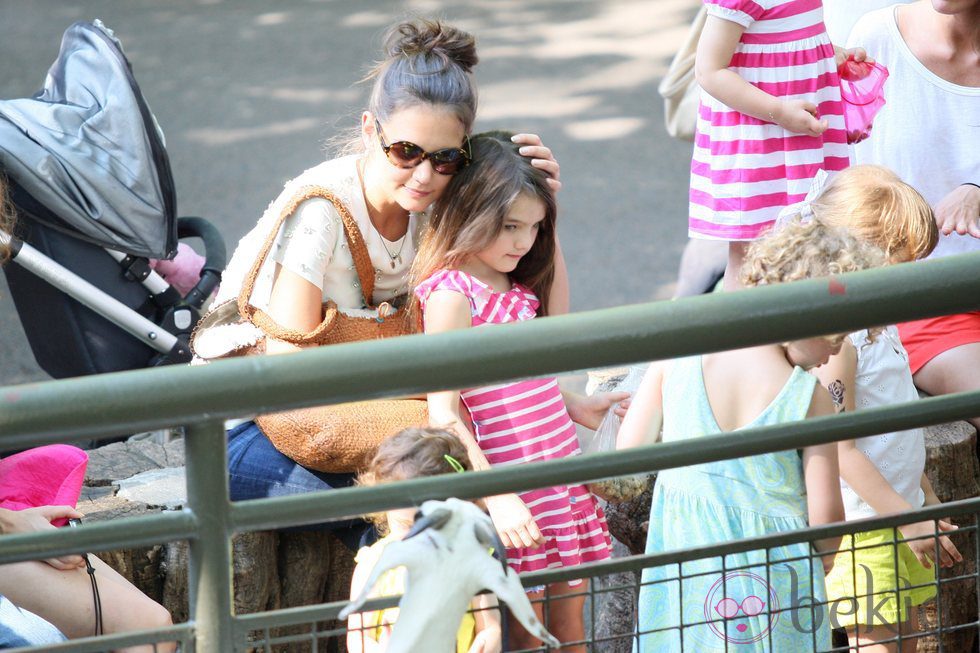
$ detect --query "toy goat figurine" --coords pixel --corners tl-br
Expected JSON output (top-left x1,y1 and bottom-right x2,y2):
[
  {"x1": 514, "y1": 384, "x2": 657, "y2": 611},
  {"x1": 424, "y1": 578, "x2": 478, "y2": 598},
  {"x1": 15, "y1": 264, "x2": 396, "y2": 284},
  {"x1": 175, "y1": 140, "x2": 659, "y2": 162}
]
[{"x1": 340, "y1": 498, "x2": 560, "y2": 652}]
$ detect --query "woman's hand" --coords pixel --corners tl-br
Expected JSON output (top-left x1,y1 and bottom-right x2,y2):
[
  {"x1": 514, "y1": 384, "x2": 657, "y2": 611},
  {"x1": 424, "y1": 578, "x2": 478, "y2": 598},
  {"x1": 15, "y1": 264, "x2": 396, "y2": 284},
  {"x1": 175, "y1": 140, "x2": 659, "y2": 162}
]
[
  {"x1": 565, "y1": 391, "x2": 630, "y2": 431},
  {"x1": 511, "y1": 134, "x2": 561, "y2": 193},
  {"x1": 934, "y1": 184, "x2": 980, "y2": 238},
  {"x1": 899, "y1": 520, "x2": 962, "y2": 569},
  {"x1": 485, "y1": 494, "x2": 543, "y2": 549},
  {"x1": 774, "y1": 100, "x2": 829, "y2": 136},
  {"x1": 0, "y1": 506, "x2": 86, "y2": 570}
]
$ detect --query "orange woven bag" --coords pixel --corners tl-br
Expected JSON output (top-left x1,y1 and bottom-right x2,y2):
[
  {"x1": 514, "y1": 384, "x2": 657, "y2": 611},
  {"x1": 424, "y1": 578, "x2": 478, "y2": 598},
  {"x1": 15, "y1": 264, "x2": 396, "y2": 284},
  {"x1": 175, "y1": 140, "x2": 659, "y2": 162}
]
[{"x1": 196, "y1": 185, "x2": 427, "y2": 472}]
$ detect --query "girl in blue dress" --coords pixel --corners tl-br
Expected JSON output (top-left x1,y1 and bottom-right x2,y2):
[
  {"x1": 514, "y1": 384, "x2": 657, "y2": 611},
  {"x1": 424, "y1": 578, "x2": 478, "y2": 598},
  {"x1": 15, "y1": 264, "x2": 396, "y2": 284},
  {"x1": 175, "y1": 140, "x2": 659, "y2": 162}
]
[{"x1": 618, "y1": 219, "x2": 887, "y2": 652}]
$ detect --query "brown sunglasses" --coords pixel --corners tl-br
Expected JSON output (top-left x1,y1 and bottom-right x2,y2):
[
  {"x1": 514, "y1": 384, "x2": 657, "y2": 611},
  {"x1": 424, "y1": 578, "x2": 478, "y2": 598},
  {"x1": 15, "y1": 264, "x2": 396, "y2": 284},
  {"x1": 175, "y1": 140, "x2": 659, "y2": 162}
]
[{"x1": 375, "y1": 119, "x2": 471, "y2": 175}]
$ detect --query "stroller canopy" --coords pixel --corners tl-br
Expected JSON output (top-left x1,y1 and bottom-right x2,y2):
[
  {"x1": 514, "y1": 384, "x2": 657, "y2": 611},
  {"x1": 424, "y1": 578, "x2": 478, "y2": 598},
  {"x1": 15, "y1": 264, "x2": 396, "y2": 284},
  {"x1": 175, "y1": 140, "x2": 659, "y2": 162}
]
[{"x1": 0, "y1": 20, "x2": 176, "y2": 258}]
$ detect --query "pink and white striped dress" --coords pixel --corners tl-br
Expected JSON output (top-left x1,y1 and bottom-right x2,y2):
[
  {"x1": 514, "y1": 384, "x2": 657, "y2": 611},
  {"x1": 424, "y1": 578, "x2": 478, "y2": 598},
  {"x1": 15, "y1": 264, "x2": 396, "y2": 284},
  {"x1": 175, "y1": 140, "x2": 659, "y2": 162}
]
[
  {"x1": 415, "y1": 269, "x2": 611, "y2": 582},
  {"x1": 690, "y1": 0, "x2": 849, "y2": 241}
]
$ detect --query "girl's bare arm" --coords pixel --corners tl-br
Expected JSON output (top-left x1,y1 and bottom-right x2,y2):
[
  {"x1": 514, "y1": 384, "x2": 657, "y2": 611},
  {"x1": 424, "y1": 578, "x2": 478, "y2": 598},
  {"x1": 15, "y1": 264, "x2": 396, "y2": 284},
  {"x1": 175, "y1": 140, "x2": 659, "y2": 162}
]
[
  {"x1": 615, "y1": 362, "x2": 665, "y2": 450},
  {"x1": 696, "y1": 15, "x2": 827, "y2": 136},
  {"x1": 802, "y1": 386, "x2": 844, "y2": 567},
  {"x1": 423, "y1": 290, "x2": 544, "y2": 549}
]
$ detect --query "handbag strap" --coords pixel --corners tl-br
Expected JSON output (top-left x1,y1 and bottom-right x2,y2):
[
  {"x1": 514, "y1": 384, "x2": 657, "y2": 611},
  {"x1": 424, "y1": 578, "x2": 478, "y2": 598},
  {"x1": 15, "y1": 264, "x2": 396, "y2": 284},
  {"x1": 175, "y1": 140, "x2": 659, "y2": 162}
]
[{"x1": 237, "y1": 185, "x2": 379, "y2": 344}]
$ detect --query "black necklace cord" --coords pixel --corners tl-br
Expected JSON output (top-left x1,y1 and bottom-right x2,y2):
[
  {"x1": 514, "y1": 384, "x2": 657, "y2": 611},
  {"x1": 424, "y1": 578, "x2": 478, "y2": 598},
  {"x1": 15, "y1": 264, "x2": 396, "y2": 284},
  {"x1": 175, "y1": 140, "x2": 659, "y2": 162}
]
[{"x1": 81, "y1": 552, "x2": 103, "y2": 636}]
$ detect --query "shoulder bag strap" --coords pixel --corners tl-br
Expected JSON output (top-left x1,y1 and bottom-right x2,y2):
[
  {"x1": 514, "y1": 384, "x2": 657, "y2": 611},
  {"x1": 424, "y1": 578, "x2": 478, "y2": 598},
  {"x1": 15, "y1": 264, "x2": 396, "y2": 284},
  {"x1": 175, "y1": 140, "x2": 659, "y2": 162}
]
[{"x1": 237, "y1": 185, "x2": 378, "y2": 344}]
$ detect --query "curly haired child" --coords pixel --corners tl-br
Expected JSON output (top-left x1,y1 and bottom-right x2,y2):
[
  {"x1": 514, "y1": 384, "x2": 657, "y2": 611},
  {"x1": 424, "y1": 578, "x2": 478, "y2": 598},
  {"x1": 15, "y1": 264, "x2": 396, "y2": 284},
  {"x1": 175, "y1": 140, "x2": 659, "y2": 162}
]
[{"x1": 619, "y1": 219, "x2": 887, "y2": 652}]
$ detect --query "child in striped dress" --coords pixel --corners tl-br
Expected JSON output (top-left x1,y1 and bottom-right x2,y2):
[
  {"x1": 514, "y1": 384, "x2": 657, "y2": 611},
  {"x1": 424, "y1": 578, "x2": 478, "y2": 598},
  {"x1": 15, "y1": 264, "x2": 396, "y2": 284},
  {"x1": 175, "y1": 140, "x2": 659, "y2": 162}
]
[
  {"x1": 412, "y1": 132, "x2": 627, "y2": 653},
  {"x1": 693, "y1": 0, "x2": 869, "y2": 289}
]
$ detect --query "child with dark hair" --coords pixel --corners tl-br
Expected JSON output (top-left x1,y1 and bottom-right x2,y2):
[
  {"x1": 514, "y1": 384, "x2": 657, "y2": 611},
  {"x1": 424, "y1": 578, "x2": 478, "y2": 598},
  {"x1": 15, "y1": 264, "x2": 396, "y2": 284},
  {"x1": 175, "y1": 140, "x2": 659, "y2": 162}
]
[{"x1": 347, "y1": 427, "x2": 501, "y2": 653}]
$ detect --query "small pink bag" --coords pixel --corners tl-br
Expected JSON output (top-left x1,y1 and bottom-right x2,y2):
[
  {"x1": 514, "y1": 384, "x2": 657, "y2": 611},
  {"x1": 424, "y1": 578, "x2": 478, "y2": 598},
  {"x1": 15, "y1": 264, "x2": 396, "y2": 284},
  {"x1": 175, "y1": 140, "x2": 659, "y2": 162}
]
[
  {"x1": 0, "y1": 445, "x2": 88, "y2": 526},
  {"x1": 838, "y1": 57, "x2": 889, "y2": 144}
]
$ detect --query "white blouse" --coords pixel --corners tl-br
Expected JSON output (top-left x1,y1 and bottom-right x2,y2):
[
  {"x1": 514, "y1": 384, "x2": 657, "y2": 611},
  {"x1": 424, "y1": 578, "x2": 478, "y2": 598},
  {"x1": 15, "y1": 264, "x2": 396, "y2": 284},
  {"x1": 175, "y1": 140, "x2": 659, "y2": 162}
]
[{"x1": 213, "y1": 155, "x2": 427, "y2": 312}]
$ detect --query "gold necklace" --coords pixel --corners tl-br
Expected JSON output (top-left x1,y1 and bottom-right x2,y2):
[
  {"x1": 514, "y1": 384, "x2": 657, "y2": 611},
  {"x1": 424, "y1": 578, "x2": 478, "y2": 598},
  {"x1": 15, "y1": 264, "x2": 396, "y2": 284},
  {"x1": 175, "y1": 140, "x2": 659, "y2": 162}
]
[
  {"x1": 357, "y1": 157, "x2": 409, "y2": 270},
  {"x1": 378, "y1": 230, "x2": 408, "y2": 269}
]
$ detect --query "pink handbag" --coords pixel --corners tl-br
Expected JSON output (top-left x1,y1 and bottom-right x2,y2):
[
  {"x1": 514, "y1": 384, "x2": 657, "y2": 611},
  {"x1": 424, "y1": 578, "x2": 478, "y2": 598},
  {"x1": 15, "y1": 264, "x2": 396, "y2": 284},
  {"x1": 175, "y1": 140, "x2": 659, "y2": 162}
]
[
  {"x1": 838, "y1": 57, "x2": 889, "y2": 145},
  {"x1": 0, "y1": 444, "x2": 88, "y2": 526}
]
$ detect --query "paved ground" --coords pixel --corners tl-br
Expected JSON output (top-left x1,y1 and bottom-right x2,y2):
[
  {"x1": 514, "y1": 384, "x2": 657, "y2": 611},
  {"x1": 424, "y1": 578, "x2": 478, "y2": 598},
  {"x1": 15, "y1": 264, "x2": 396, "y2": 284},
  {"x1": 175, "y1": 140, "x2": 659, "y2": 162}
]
[{"x1": 0, "y1": 0, "x2": 700, "y2": 386}]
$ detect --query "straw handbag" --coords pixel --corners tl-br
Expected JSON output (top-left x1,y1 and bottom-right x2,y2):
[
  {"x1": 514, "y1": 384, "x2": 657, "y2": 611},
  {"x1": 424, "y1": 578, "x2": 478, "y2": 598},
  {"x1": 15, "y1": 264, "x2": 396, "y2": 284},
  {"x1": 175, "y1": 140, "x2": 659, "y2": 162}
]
[
  {"x1": 192, "y1": 185, "x2": 427, "y2": 472},
  {"x1": 658, "y1": 5, "x2": 707, "y2": 141}
]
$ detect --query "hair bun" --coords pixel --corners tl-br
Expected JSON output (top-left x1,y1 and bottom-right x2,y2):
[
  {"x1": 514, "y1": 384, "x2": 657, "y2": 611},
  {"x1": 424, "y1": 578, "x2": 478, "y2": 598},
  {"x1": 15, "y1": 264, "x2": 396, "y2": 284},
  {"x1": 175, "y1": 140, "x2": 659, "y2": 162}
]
[{"x1": 384, "y1": 19, "x2": 478, "y2": 73}]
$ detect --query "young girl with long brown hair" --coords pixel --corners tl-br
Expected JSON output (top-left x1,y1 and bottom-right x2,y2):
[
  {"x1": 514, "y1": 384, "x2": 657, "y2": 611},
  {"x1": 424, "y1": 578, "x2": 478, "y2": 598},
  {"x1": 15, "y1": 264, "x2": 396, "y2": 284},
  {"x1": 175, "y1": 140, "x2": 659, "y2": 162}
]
[{"x1": 411, "y1": 132, "x2": 626, "y2": 652}]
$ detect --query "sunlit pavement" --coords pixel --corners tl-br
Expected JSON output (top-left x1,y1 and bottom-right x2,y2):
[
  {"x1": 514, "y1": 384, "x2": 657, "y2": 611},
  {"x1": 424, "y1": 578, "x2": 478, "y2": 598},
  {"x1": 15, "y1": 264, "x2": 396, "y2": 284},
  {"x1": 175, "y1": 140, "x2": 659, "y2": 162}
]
[{"x1": 0, "y1": 0, "x2": 700, "y2": 386}]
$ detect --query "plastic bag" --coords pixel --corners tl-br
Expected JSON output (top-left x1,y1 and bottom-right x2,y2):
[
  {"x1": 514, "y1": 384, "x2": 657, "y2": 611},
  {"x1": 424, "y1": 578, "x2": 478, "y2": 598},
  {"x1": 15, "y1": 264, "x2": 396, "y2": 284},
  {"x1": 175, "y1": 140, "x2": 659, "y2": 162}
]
[
  {"x1": 582, "y1": 364, "x2": 650, "y2": 503},
  {"x1": 838, "y1": 57, "x2": 889, "y2": 144}
]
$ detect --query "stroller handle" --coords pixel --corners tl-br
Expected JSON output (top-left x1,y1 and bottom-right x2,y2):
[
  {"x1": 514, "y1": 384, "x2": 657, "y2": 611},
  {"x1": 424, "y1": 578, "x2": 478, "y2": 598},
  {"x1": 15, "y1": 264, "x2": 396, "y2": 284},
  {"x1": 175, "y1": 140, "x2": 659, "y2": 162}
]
[{"x1": 177, "y1": 216, "x2": 227, "y2": 309}]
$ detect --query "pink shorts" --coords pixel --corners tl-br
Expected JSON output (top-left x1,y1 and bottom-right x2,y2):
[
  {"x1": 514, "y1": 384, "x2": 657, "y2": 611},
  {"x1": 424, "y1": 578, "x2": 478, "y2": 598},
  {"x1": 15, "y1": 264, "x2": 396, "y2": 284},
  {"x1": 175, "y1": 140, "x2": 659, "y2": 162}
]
[{"x1": 897, "y1": 311, "x2": 980, "y2": 374}]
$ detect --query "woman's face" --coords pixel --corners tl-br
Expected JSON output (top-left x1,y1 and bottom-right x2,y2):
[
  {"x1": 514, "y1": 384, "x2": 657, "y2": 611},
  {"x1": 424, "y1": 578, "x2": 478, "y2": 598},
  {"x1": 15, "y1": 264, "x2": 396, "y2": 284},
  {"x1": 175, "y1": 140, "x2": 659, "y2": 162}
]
[{"x1": 361, "y1": 105, "x2": 467, "y2": 214}]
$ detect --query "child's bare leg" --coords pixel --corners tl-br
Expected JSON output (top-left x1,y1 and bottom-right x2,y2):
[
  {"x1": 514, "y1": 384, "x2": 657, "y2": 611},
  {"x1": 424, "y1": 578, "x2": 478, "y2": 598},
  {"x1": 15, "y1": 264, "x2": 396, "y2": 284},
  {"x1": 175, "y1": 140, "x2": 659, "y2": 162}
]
[
  {"x1": 507, "y1": 588, "x2": 545, "y2": 651},
  {"x1": 0, "y1": 556, "x2": 174, "y2": 653},
  {"x1": 722, "y1": 241, "x2": 750, "y2": 291},
  {"x1": 545, "y1": 580, "x2": 588, "y2": 653}
]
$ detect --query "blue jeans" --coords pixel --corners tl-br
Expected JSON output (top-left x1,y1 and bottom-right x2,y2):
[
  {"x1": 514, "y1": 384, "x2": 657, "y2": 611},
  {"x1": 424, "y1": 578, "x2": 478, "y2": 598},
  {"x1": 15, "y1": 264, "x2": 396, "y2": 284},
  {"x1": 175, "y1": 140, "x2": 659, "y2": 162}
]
[
  {"x1": 226, "y1": 421, "x2": 373, "y2": 550},
  {"x1": 0, "y1": 594, "x2": 65, "y2": 647}
]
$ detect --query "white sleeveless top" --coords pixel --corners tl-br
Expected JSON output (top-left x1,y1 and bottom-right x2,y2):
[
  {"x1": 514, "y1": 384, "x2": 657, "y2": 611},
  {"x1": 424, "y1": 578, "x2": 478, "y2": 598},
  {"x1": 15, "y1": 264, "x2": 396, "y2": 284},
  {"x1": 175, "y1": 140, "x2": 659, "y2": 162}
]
[{"x1": 840, "y1": 326, "x2": 926, "y2": 519}]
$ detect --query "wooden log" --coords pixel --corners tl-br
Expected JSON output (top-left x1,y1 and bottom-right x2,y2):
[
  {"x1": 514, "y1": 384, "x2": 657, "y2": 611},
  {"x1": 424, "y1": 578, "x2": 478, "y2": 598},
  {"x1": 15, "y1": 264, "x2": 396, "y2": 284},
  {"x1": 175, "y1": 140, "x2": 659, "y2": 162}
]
[
  {"x1": 916, "y1": 420, "x2": 979, "y2": 653},
  {"x1": 78, "y1": 438, "x2": 358, "y2": 653}
]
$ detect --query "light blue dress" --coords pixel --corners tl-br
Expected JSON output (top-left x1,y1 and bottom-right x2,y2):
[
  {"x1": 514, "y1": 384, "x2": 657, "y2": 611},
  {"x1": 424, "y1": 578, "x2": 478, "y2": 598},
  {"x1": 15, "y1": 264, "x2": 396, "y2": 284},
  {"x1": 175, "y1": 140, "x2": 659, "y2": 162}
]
[{"x1": 636, "y1": 356, "x2": 831, "y2": 652}]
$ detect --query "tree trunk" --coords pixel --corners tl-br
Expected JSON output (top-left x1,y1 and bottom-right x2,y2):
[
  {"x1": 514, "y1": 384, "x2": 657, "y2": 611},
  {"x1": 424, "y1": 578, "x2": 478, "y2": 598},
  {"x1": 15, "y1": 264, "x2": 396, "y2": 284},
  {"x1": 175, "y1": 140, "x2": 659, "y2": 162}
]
[{"x1": 916, "y1": 420, "x2": 979, "y2": 653}]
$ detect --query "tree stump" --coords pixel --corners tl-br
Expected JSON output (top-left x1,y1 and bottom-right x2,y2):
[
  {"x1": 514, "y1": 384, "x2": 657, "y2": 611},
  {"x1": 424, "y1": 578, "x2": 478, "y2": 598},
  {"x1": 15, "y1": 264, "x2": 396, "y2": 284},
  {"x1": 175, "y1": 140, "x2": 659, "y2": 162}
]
[
  {"x1": 78, "y1": 438, "x2": 357, "y2": 652},
  {"x1": 587, "y1": 370, "x2": 656, "y2": 652},
  {"x1": 916, "y1": 421, "x2": 980, "y2": 653}
]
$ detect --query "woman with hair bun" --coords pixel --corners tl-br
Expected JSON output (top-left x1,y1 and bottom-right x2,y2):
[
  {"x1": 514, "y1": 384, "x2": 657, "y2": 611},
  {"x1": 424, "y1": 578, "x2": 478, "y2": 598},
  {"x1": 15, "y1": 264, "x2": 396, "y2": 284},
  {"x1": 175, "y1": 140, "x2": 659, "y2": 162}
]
[{"x1": 202, "y1": 18, "x2": 565, "y2": 548}]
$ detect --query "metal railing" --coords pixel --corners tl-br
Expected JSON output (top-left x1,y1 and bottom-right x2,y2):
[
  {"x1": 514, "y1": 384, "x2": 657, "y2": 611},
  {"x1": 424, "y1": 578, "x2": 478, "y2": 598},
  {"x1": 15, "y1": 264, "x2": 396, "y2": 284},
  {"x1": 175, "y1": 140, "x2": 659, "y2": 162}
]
[{"x1": 1, "y1": 252, "x2": 978, "y2": 651}]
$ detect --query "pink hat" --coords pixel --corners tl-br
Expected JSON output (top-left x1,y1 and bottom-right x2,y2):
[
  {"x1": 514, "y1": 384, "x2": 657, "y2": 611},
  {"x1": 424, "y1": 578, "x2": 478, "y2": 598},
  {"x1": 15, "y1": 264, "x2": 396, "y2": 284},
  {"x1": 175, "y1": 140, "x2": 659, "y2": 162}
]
[{"x1": 0, "y1": 445, "x2": 88, "y2": 526}]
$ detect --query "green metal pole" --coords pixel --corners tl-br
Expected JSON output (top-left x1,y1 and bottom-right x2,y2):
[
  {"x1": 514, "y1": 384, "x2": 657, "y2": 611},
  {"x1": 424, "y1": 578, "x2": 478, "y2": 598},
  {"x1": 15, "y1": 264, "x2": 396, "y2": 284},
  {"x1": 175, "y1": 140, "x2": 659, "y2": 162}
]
[
  {"x1": 2, "y1": 252, "x2": 979, "y2": 444},
  {"x1": 184, "y1": 420, "x2": 234, "y2": 652}
]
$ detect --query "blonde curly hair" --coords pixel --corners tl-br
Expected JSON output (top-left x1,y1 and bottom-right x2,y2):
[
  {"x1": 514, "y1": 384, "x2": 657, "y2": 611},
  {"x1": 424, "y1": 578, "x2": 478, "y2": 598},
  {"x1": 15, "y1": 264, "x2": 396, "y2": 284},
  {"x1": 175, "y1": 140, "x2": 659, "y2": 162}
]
[
  {"x1": 804, "y1": 165, "x2": 937, "y2": 263},
  {"x1": 742, "y1": 218, "x2": 889, "y2": 288}
]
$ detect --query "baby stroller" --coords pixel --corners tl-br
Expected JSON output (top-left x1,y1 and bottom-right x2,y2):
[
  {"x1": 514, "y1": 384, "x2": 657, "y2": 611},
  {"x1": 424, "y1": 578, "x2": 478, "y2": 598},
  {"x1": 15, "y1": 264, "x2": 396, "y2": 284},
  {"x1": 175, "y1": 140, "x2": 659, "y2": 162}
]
[{"x1": 0, "y1": 20, "x2": 226, "y2": 383}]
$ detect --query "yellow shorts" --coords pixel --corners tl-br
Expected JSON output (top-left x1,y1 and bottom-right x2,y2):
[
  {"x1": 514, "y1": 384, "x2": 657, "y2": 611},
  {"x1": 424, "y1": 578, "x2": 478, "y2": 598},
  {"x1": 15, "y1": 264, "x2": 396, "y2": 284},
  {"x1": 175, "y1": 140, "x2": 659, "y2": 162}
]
[{"x1": 825, "y1": 528, "x2": 937, "y2": 628}]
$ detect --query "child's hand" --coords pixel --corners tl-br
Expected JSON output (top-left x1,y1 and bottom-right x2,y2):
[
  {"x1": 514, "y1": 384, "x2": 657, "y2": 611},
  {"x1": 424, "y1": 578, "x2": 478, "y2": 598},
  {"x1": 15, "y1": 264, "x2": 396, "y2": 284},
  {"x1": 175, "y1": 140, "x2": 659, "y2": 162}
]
[
  {"x1": 899, "y1": 520, "x2": 963, "y2": 569},
  {"x1": 486, "y1": 494, "x2": 544, "y2": 549},
  {"x1": 567, "y1": 391, "x2": 630, "y2": 431},
  {"x1": 774, "y1": 100, "x2": 829, "y2": 137},
  {"x1": 468, "y1": 625, "x2": 502, "y2": 653},
  {"x1": 834, "y1": 45, "x2": 873, "y2": 68}
]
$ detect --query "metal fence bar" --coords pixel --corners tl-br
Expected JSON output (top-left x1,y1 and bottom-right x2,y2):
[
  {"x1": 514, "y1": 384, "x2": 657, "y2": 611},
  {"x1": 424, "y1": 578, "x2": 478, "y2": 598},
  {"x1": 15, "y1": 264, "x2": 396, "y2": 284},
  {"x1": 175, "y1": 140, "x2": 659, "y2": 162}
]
[
  {"x1": 233, "y1": 497, "x2": 980, "y2": 634},
  {"x1": 228, "y1": 389, "x2": 980, "y2": 532},
  {"x1": 2, "y1": 388, "x2": 976, "y2": 565},
  {"x1": 2, "y1": 253, "x2": 979, "y2": 445},
  {"x1": 4, "y1": 623, "x2": 193, "y2": 653},
  {"x1": 0, "y1": 510, "x2": 197, "y2": 565},
  {"x1": 184, "y1": 419, "x2": 234, "y2": 652}
]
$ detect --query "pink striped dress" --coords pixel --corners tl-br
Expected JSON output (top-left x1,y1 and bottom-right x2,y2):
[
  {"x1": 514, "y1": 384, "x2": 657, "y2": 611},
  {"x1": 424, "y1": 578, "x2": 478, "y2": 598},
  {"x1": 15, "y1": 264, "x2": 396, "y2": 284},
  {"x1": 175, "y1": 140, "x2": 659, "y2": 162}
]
[
  {"x1": 690, "y1": 0, "x2": 849, "y2": 241},
  {"x1": 415, "y1": 269, "x2": 612, "y2": 582}
]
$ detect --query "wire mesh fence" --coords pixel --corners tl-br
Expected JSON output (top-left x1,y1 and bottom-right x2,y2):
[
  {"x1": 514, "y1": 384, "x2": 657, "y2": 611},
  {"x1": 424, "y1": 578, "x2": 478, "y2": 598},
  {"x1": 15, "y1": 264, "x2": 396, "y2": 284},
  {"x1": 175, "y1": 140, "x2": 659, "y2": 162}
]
[{"x1": 237, "y1": 497, "x2": 980, "y2": 653}]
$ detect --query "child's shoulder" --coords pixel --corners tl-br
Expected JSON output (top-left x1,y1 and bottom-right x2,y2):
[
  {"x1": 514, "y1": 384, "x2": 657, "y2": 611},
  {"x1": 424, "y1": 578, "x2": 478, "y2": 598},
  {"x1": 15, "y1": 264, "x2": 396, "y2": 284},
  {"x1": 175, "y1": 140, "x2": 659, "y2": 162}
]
[{"x1": 415, "y1": 268, "x2": 481, "y2": 297}]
